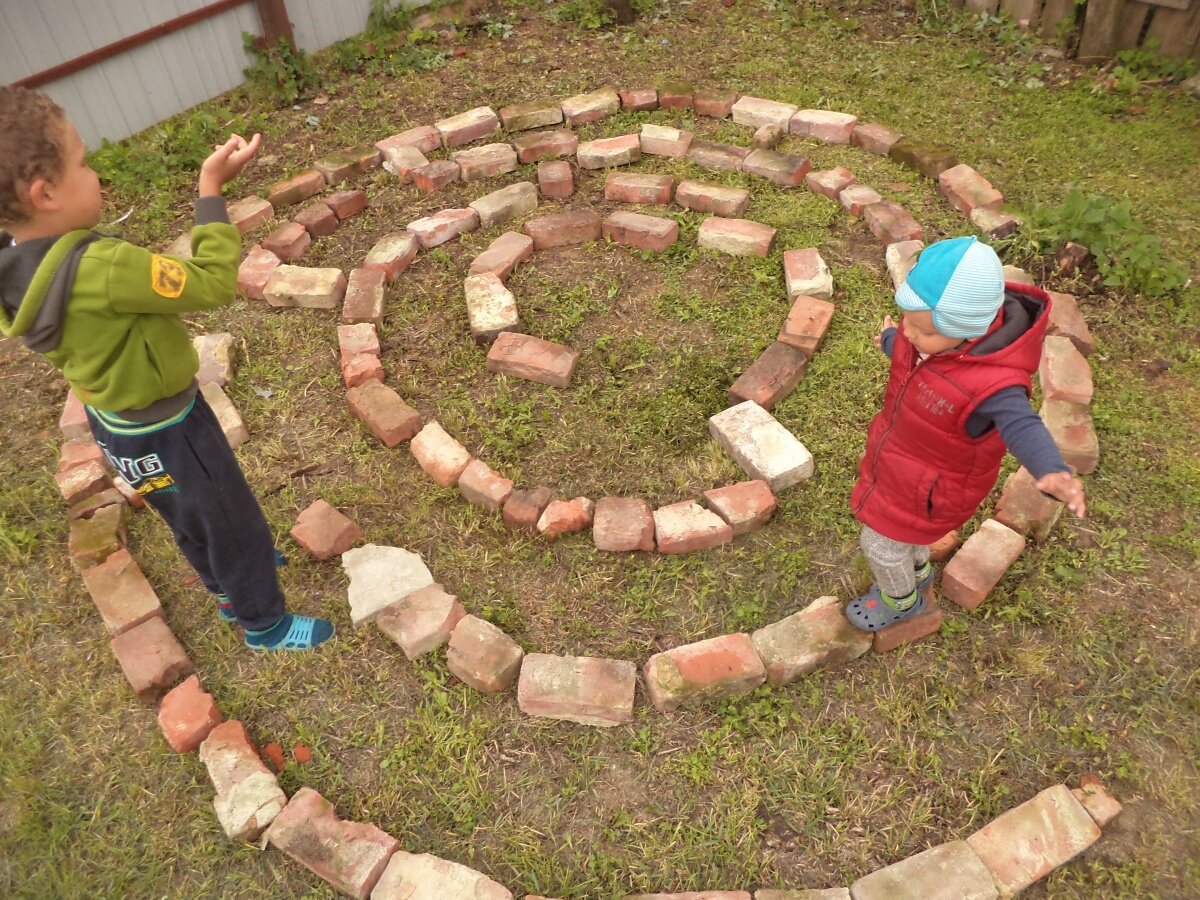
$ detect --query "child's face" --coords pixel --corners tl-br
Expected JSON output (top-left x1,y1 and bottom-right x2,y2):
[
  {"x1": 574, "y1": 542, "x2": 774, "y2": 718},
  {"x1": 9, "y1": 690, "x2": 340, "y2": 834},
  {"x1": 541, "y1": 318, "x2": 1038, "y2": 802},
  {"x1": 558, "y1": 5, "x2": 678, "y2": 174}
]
[
  {"x1": 901, "y1": 310, "x2": 964, "y2": 356},
  {"x1": 45, "y1": 122, "x2": 103, "y2": 231}
]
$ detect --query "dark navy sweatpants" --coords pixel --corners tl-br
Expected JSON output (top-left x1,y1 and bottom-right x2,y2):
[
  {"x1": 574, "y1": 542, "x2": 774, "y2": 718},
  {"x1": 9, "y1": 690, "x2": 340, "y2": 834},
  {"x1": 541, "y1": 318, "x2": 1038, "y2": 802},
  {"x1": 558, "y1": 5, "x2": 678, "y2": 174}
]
[{"x1": 86, "y1": 393, "x2": 285, "y2": 631}]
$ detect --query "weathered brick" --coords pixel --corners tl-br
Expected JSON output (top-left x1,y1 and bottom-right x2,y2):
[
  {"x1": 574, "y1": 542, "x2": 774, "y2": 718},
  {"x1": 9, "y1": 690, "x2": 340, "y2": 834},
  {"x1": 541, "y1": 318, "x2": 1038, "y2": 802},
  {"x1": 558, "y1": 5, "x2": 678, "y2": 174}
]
[
  {"x1": 537, "y1": 159, "x2": 575, "y2": 199},
  {"x1": 110, "y1": 475, "x2": 145, "y2": 511},
  {"x1": 464, "y1": 272, "x2": 520, "y2": 343},
  {"x1": 503, "y1": 486, "x2": 554, "y2": 532},
  {"x1": 1071, "y1": 777, "x2": 1122, "y2": 828},
  {"x1": 967, "y1": 784, "x2": 1101, "y2": 896},
  {"x1": 790, "y1": 109, "x2": 858, "y2": 143},
  {"x1": 452, "y1": 142, "x2": 518, "y2": 181},
  {"x1": 1040, "y1": 335, "x2": 1093, "y2": 405},
  {"x1": 199, "y1": 720, "x2": 287, "y2": 841},
  {"x1": 778, "y1": 295, "x2": 835, "y2": 358},
  {"x1": 593, "y1": 497, "x2": 655, "y2": 552},
  {"x1": 757, "y1": 891, "x2": 848, "y2": 900},
  {"x1": 69, "y1": 503, "x2": 126, "y2": 569},
  {"x1": 675, "y1": 180, "x2": 750, "y2": 217},
  {"x1": 518, "y1": 654, "x2": 637, "y2": 726},
  {"x1": 80, "y1": 548, "x2": 163, "y2": 636},
  {"x1": 838, "y1": 184, "x2": 884, "y2": 216},
  {"x1": 226, "y1": 195, "x2": 274, "y2": 233},
  {"x1": 512, "y1": 129, "x2": 579, "y2": 163},
  {"x1": 158, "y1": 675, "x2": 222, "y2": 753},
  {"x1": 687, "y1": 140, "x2": 750, "y2": 172},
  {"x1": 291, "y1": 499, "x2": 362, "y2": 560},
  {"x1": 447, "y1": 615, "x2": 524, "y2": 693},
  {"x1": 1041, "y1": 399, "x2": 1098, "y2": 474},
  {"x1": 731, "y1": 96, "x2": 798, "y2": 129},
  {"x1": 59, "y1": 434, "x2": 104, "y2": 471},
  {"x1": 110, "y1": 615, "x2": 193, "y2": 703},
  {"x1": 524, "y1": 209, "x2": 602, "y2": 249},
  {"x1": 729, "y1": 341, "x2": 808, "y2": 410},
  {"x1": 458, "y1": 459, "x2": 514, "y2": 511},
  {"x1": 56, "y1": 458, "x2": 110, "y2": 505},
  {"x1": 850, "y1": 840, "x2": 998, "y2": 900},
  {"x1": 266, "y1": 169, "x2": 324, "y2": 208},
  {"x1": 605, "y1": 172, "x2": 675, "y2": 205},
  {"x1": 741, "y1": 149, "x2": 811, "y2": 186},
  {"x1": 537, "y1": 496, "x2": 594, "y2": 539},
  {"x1": 929, "y1": 530, "x2": 961, "y2": 563},
  {"x1": 886, "y1": 240, "x2": 925, "y2": 289},
  {"x1": 59, "y1": 390, "x2": 88, "y2": 440},
  {"x1": 752, "y1": 595, "x2": 873, "y2": 685},
  {"x1": 314, "y1": 146, "x2": 381, "y2": 184},
  {"x1": 560, "y1": 86, "x2": 620, "y2": 125},
  {"x1": 971, "y1": 206, "x2": 1022, "y2": 239},
  {"x1": 342, "y1": 268, "x2": 386, "y2": 326},
  {"x1": 619, "y1": 87, "x2": 659, "y2": 110},
  {"x1": 499, "y1": 98, "x2": 563, "y2": 132},
  {"x1": 375, "y1": 125, "x2": 441, "y2": 156},
  {"x1": 643, "y1": 633, "x2": 767, "y2": 713},
  {"x1": 237, "y1": 245, "x2": 282, "y2": 300},
  {"x1": 362, "y1": 232, "x2": 419, "y2": 282},
  {"x1": 68, "y1": 487, "x2": 122, "y2": 522},
  {"x1": 470, "y1": 231, "x2": 535, "y2": 281},
  {"x1": 872, "y1": 586, "x2": 943, "y2": 653},
  {"x1": 376, "y1": 583, "x2": 466, "y2": 660},
  {"x1": 410, "y1": 421, "x2": 472, "y2": 487},
  {"x1": 627, "y1": 894, "x2": 751, "y2": 900},
  {"x1": 338, "y1": 322, "x2": 380, "y2": 364},
  {"x1": 702, "y1": 480, "x2": 776, "y2": 536},
  {"x1": 889, "y1": 139, "x2": 959, "y2": 179},
  {"x1": 346, "y1": 380, "x2": 422, "y2": 447},
  {"x1": 342, "y1": 353, "x2": 384, "y2": 389},
  {"x1": 261, "y1": 221, "x2": 311, "y2": 261},
  {"x1": 697, "y1": 217, "x2": 776, "y2": 258},
  {"x1": 640, "y1": 123, "x2": 693, "y2": 158},
  {"x1": 406, "y1": 207, "x2": 480, "y2": 249},
  {"x1": 266, "y1": 787, "x2": 399, "y2": 899},
  {"x1": 695, "y1": 87, "x2": 739, "y2": 118},
  {"x1": 1005, "y1": 265, "x2": 1034, "y2": 284},
  {"x1": 200, "y1": 382, "x2": 249, "y2": 448},
  {"x1": 373, "y1": 851, "x2": 514, "y2": 900},
  {"x1": 657, "y1": 79, "x2": 694, "y2": 109},
  {"x1": 851, "y1": 122, "x2": 904, "y2": 156},
  {"x1": 193, "y1": 332, "x2": 237, "y2": 387},
  {"x1": 342, "y1": 544, "x2": 434, "y2": 627},
  {"x1": 578, "y1": 133, "x2": 641, "y2": 169},
  {"x1": 435, "y1": 106, "x2": 501, "y2": 147},
  {"x1": 603, "y1": 211, "x2": 679, "y2": 252},
  {"x1": 709, "y1": 400, "x2": 813, "y2": 491},
  {"x1": 1045, "y1": 291, "x2": 1094, "y2": 356},
  {"x1": 864, "y1": 200, "x2": 924, "y2": 244},
  {"x1": 486, "y1": 331, "x2": 579, "y2": 388},
  {"x1": 993, "y1": 466, "x2": 1064, "y2": 543},
  {"x1": 805, "y1": 166, "x2": 855, "y2": 199},
  {"x1": 938, "y1": 164, "x2": 1003, "y2": 217},
  {"x1": 783, "y1": 248, "x2": 833, "y2": 300},
  {"x1": 470, "y1": 181, "x2": 538, "y2": 228},
  {"x1": 411, "y1": 159, "x2": 461, "y2": 193},
  {"x1": 378, "y1": 143, "x2": 428, "y2": 183},
  {"x1": 941, "y1": 518, "x2": 1026, "y2": 610},
  {"x1": 325, "y1": 189, "x2": 369, "y2": 220},
  {"x1": 654, "y1": 500, "x2": 734, "y2": 554},
  {"x1": 263, "y1": 264, "x2": 347, "y2": 309},
  {"x1": 752, "y1": 123, "x2": 786, "y2": 150}
]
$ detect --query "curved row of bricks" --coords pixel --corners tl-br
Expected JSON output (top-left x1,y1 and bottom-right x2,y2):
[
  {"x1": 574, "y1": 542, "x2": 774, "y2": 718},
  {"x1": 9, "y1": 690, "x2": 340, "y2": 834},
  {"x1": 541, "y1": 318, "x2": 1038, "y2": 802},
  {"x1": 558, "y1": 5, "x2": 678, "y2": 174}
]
[{"x1": 53, "y1": 83, "x2": 1105, "y2": 898}]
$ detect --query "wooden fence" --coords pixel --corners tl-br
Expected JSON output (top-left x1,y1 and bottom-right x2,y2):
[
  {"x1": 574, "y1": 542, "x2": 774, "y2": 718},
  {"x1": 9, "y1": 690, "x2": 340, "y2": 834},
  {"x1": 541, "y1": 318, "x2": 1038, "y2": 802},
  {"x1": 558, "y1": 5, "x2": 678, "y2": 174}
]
[{"x1": 961, "y1": 0, "x2": 1200, "y2": 62}]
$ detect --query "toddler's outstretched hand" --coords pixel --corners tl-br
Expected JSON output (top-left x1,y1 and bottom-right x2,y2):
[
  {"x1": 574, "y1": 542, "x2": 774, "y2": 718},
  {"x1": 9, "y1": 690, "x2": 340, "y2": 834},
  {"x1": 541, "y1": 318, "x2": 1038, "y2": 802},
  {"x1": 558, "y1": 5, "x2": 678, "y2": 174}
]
[
  {"x1": 874, "y1": 315, "x2": 896, "y2": 350},
  {"x1": 198, "y1": 133, "x2": 262, "y2": 197},
  {"x1": 1037, "y1": 471, "x2": 1086, "y2": 518}
]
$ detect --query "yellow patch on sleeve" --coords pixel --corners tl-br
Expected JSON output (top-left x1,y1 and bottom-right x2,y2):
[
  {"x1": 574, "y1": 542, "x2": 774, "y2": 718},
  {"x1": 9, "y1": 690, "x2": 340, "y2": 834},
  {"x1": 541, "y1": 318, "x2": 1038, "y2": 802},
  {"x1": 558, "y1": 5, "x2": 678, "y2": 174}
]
[{"x1": 150, "y1": 255, "x2": 187, "y2": 299}]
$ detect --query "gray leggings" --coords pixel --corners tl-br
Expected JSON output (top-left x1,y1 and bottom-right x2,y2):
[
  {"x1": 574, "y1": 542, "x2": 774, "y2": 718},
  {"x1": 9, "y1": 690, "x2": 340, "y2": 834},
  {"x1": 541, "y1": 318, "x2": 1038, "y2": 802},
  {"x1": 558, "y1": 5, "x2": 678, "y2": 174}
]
[{"x1": 860, "y1": 525, "x2": 931, "y2": 598}]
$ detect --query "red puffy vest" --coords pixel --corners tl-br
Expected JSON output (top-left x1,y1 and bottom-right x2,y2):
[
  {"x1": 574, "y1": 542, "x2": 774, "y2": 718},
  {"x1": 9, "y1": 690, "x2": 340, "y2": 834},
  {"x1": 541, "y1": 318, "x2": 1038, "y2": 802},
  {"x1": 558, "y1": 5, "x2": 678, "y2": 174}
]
[{"x1": 851, "y1": 284, "x2": 1052, "y2": 544}]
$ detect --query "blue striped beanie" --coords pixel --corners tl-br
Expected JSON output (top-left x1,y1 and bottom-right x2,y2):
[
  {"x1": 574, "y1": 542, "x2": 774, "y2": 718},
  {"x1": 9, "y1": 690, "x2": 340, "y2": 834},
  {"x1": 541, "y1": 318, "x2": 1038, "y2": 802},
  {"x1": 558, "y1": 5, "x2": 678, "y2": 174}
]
[{"x1": 894, "y1": 237, "x2": 1005, "y2": 338}]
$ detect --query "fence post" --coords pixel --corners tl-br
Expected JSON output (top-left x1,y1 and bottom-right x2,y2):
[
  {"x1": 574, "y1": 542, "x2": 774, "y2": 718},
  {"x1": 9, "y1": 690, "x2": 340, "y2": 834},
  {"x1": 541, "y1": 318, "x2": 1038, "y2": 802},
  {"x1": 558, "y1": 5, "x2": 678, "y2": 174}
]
[
  {"x1": 254, "y1": 0, "x2": 296, "y2": 50},
  {"x1": 1078, "y1": 0, "x2": 1125, "y2": 62}
]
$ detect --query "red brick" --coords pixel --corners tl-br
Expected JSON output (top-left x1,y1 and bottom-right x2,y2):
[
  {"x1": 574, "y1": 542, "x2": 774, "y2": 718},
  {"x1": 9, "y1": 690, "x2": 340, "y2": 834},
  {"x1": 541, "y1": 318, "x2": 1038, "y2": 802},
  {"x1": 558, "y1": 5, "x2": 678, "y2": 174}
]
[
  {"x1": 850, "y1": 839, "x2": 994, "y2": 900},
  {"x1": 342, "y1": 353, "x2": 384, "y2": 389},
  {"x1": 68, "y1": 487, "x2": 122, "y2": 523},
  {"x1": 263, "y1": 265, "x2": 346, "y2": 309},
  {"x1": 378, "y1": 144, "x2": 428, "y2": 182},
  {"x1": 338, "y1": 322, "x2": 380, "y2": 364},
  {"x1": 1072, "y1": 778, "x2": 1122, "y2": 827},
  {"x1": 293, "y1": 200, "x2": 338, "y2": 237},
  {"x1": 458, "y1": 459, "x2": 514, "y2": 511},
  {"x1": 695, "y1": 87, "x2": 739, "y2": 118},
  {"x1": 1041, "y1": 399, "x2": 1098, "y2": 474},
  {"x1": 889, "y1": 139, "x2": 959, "y2": 178},
  {"x1": 790, "y1": 109, "x2": 858, "y2": 143},
  {"x1": 603, "y1": 211, "x2": 679, "y2": 252},
  {"x1": 702, "y1": 480, "x2": 776, "y2": 536},
  {"x1": 199, "y1": 720, "x2": 287, "y2": 840},
  {"x1": 639, "y1": 124, "x2": 693, "y2": 158},
  {"x1": 778, "y1": 294, "x2": 835, "y2": 355},
  {"x1": 851, "y1": 121, "x2": 904, "y2": 156},
  {"x1": 486, "y1": 331, "x2": 579, "y2": 388},
  {"x1": 325, "y1": 189, "x2": 369, "y2": 220},
  {"x1": 560, "y1": 86, "x2": 620, "y2": 125},
  {"x1": 499, "y1": 98, "x2": 563, "y2": 132},
  {"x1": 374, "y1": 852, "x2": 515, "y2": 900},
  {"x1": 464, "y1": 272, "x2": 520, "y2": 343},
  {"x1": 593, "y1": 497, "x2": 655, "y2": 552},
  {"x1": 111, "y1": 475, "x2": 145, "y2": 510},
  {"x1": 537, "y1": 496, "x2": 594, "y2": 539},
  {"x1": 410, "y1": 159, "x2": 460, "y2": 192},
  {"x1": 577, "y1": 133, "x2": 640, "y2": 169},
  {"x1": 503, "y1": 486, "x2": 554, "y2": 532},
  {"x1": 58, "y1": 435, "x2": 104, "y2": 471},
  {"x1": 731, "y1": 96, "x2": 797, "y2": 129},
  {"x1": 314, "y1": 146, "x2": 381, "y2": 184},
  {"x1": 346, "y1": 380, "x2": 422, "y2": 447},
  {"x1": 697, "y1": 217, "x2": 776, "y2": 257},
  {"x1": 752, "y1": 595, "x2": 873, "y2": 684},
  {"x1": 362, "y1": 232, "x2": 419, "y2": 282},
  {"x1": 741, "y1": 149, "x2": 811, "y2": 186},
  {"x1": 938, "y1": 163, "x2": 1003, "y2": 217},
  {"x1": 110, "y1": 616, "x2": 193, "y2": 703},
  {"x1": 517, "y1": 654, "x2": 636, "y2": 726},
  {"x1": 56, "y1": 458, "x2": 110, "y2": 505},
  {"x1": 1040, "y1": 335, "x2": 1093, "y2": 405},
  {"x1": 838, "y1": 184, "x2": 883, "y2": 216},
  {"x1": 643, "y1": 633, "x2": 767, "y2": 712},
  {"x1": 158, "y1": 675, "x2": 222, "y2": 753},
  {"x1": 470, "y1": 232, "x2": 534, "y2": 281},
  {"x1": 872, "y1": 585, "x2": 943, "y2": 653},
  {"x1": 524, "y1": 209, "x2": 602, "y2": 249},
  {"x1": 470, "y1": 181, "x2": 538, "y2": 228},
  {"x1": 619, "y1": 87, "x2": 658, "y2": 110},
  {"x1": 266, "y1": 787, "x2": 399, "y2": 899},
  {"x1": 226, "y1": 195, "x2": 274, "y2": 233},
  {"x1": 406, "y1": 207, "x2": 480, "y2": 249},
  {"x1": 69, "y1": 503, "x2": 126, "y2": 569},
  {"x1": 971, "y1": 206, "x2": 1022, "y2": 239},
  {"x1": 886, "y1": 239, "x2": 924, "y2": 289},
  {"x1": 751, "y1": 123, "x2": 785, "y2": 150},
  {"x1": 237, "y1": 244, "x2": 282, "y2": 300},
  {"x1": 1046, "y1": 291, "x2": 1095, "y2": 356},
  {"x1": 266, "y1": 169, "x2": 324, "y2": 208},
  {"x1": 434, "y1": 106, "x2": 500, "y2": 147},
  {"x1": 653, "y1": 500, "x2": 734, "y2": 554},
  {"x1": 80, "y1": 548, "x2": 163, "y2": 636},
  {"x1": 59, "y1": 390, "x2": 90, "y2": 440},
  {"x1": 447, "y1": 615, "x2": 524, "y2": 693},
  {"x1": 864, "y1": 200, "x2": 924, "y2": 244},
  {"x1": 729, "y1": 341, "x2": 808, "y2": 410},
  {"x1": 341, "y1": 268, "x2": 386, "y2": 326},
  {"x1": 512, "y1": 130, "x2": 579, "y2": 163},
  {"x1": 657, "y1": 80, "x2": 693, "y2": 109},
  {"x1": 605, "y1": 172, "x2": 674, "y2": 205},
  {"x1": 261, "y1": 221, "x2": 311, "y2": 261},
  {"x1": 376, "y1": 583, "x2": 466, "y2": 659},
  {"x1": 675, "y1": 180, "x2": 750, "y2": 217},
  {"x1": 687, "y1": 140, "x2": 750, "y2": 172},
  {"x1": 411, "y1": 421, "x2": 472, "y2": 487},
  {"x1": 805, "y1": 166, "x2": 855, "y2": 199},
  {"x1": 928, "y1": 530, "x2": 961, "y2": 563},
  {"x1": 709, "y1": 401, "x2": 814, "y2": 491},
  {"x1": 375, "y1": 125, "x2": 441, "y2": 156},
  {"x1": 291, "y1": 499, "x2": 362, "y2": 560},
  {"x1": 783, "y1": 247, "x2": 833, "y2": 300},
  {"x1": 451, "y1": 142, "x2": 518, "y2": 181},
  {"x1": 941, "y1": 519, "x2": 1026, "y2": 609},
  {"x1": 994, "y1": 466, "x2": 1064, "y2": 542},
  {"x1": 537, "y1": 159, "x2": 575, "y2": 199}
]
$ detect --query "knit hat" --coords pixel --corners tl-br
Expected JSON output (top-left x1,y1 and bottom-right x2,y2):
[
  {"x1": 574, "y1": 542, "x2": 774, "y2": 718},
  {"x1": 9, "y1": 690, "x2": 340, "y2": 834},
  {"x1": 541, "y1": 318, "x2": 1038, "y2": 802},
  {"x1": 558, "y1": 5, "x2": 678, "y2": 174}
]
[{"x1": 894, "y1": 236, "x2": 1005, "y2": 339}]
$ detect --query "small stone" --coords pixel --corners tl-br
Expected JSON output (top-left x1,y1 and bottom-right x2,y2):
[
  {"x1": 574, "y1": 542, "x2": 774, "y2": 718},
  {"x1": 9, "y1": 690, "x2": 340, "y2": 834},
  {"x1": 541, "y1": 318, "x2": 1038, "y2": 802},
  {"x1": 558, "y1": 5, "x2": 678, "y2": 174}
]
[
  {"x1": 741, "y1": 149, "x2": 811, "y2": 186},
  {"x1": 263, "y1": 265, "x2": 347, "y2": 309},
  {"x1": 619, "y1": 87, "x2": 658, "y2": 110},
  {"x1": 376, "y1": 125, "x2": 441, "y2": 156},
  {"x1": 410, "y1": 159, "x2": 461, "y2": 193},
  {"x1": 200, "y1": 382, "x2": 249, "y2": 448},
  {"x1": 686, "y1": 140, "x2": 750, "y2": 172},
  {"x1": 376, "y1": 583, "x2": 466, "y2": 659},
  {"x1": 577, "y1": 133, "x2": 641, "y2": 169},
  {"x1": 778, "y1": 294, "x2": 836, "y2": 356},
  {"x1": 261, "y1": 221, "x2": 311, "y2": 261},
  {"x1": 406, "y1": 207, "x2": 480, "y2": 249},
  {"x1": 237, "y1": 245, "x2": 282, "y2": 300},
  {"x1": 640, "y1": 123, "x2": 693, "y2": 158},
  {"x1": 499, "y1": 98, "x2": 563, "y2": 132},
  {"x1": 291, "y1": 499, "x2": 362, "y2": 560},
  {"x1": 751, "y1": 595, "x2": 873, "y2": 685},
  {"x1": 447, "y1": 615, "x2": 524, "y2": 693},
  {"x1": 751, "y1": 123, "x2": 785, "y2": 150},
  {"x1": 643, "y1": 633, "x2": 767, "y2": 712},
  {"x1": 193, "y1": 332, "x2": 237, "y2": 387},
  {"x1": 470, "y1": 181, "x2": 538, "y2": 228},
  {"x1": 342, "y1": 268, "x2": 386, "y2": 327},
  {"x1": 697, "y1": 217, "x2": 776, "y2": 258},
  {"x1": 517, "y1": 654, "x2": 636, "y2": 726},
  {"x1": 80, "y1": 548, "x2": 163, "y2": 636},
  {"x1": 603, "y1": 211, "x2": 679, "y2": 253},
  {"x1": 524, "y1": 209, "x2": 602, "y2": 249},
  {"x1": 838, "y1": 183, "x2": 884, "y2": 216},
  {"x1": 886, "y1": 240, "x2": 924, "y2": 289},
  {"x1": 852, "y1": 122, "x2": 904, "y2": 156},
  {"x1": 435, "y1": 106, "x2": 501, "y2": 147},
  {"x1": 702, "y1": 480, "x2": 776, "y2": 535},
  {"x1": 457, "y1": 459, "x2": 514, "y2": 511},
  {"x1": 675, "y1": 180, "x2": 750, "y2": 217},
  {"x1": 362, "y1": 232, "x2": 419, "y2": 282},
  {"x1": 653, "y1": 500, "x2": 734, "y2": 554},
  {"x1": 864, "y1": 200, "x2": 924, "y2": 244},
  {"x1": 158, "y1": 675, "x2": 222, "y2": 753},
  {"x1": 729, "y1": 341, "x2": 808, "y2": 410},
  {"x1": 805, "y1": 166, "x2": 855, "y2": 200},
  {"x1": 731, "y1": 96, "x2": 798, "y2": 129},
  {"x1": 605, "y1": 172, "x2": 675, "y2": 205},
  {"x1": 324, "y1": 189, "x2": 369, "y2": 220},
  {"x1": 342, "y1": 543, "x2": 434, "y2": 627},
  {"x1": 503, "y1": 487, "x2": 554, "y2": 532},
  {"x1": 346, "y1": 381, "x2": 422, "y2": 447},
  {"x1": 1039, "y1": 335, "x2": 1093, "y2": 405},
  {"x1": 226, "y1": 195, "x2": 274, "y2": 233},
  {"x1": 452, "y1": 142, "x2": 518, "y2": 181},
  {"x1": 410, "y1": 421, "x2": 472, "y2": 487},
  {"x1": 110, "y1": 616, "x2": 193, "y2": 703},
  {"x1": 470, "y1": 232, "x2": 535, "y2": 281},
  {"x1": 537, "y1": 160, "x2": 575, "y2": 199},
  {"x1": 266, "y1": 169, "x2": 324, "y2": 208},
  {"x1": 783, "y1": 248, "x2": 833, "y2": 300},
  {"x1": 486, "y1": 332, "x2": 579, "y2": 388},
  {"x1": 512, "y1": 129, "x2": 579, "y2": 163},
  {"x1": 537, "y1": 496, "x2": 594, "y2": 539},
  {"x1": 941, "y1": 519, "x2": 1026, "y2": 610},
  {"x1": 464, "y1": 272, "x2": 520, "y2": 344},
  {"x1": 709, "y1": 400, "x2": 813, "y2": 491},
  {"x1": 560, "y1": 86, "x2": 620, "y2": 125}
]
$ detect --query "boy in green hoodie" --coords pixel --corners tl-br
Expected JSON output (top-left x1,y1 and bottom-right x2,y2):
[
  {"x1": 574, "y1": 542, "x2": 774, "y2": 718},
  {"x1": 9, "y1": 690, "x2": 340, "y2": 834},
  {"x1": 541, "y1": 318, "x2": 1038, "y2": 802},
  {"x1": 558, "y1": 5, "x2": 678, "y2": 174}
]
[{"x1": 0, "y1": 87, "x2": 334, "y2": 651}]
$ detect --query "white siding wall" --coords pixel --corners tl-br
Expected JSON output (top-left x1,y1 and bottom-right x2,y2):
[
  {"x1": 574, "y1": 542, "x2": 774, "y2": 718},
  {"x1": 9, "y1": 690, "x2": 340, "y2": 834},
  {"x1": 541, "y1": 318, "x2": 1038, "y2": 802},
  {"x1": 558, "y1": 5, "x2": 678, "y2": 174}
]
[{"x1": 1, "y1": 0, "x2": 412, "y2": 148}]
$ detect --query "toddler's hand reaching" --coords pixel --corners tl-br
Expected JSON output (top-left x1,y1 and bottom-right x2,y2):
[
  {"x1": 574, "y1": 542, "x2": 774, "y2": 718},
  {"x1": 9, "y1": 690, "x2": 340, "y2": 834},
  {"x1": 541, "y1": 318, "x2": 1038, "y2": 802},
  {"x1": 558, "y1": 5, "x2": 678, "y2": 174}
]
[
  {"x1": 198, "y1": 133, "x2": 262, "y2": 197},
  {"x1": 874, "y1": 315, "x2": 896, "y2": 350},
  {"x1": 1036, "y1": 471, "x2": 1087, "y2": 518}
]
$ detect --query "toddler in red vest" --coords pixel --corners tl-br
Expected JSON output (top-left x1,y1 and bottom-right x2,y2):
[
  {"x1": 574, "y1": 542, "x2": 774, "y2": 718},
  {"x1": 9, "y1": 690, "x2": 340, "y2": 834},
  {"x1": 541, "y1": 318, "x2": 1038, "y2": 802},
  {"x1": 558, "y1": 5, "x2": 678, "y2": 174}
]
[{"x1": 846, "y1": 236, "x2": 1086, "y2": 631}]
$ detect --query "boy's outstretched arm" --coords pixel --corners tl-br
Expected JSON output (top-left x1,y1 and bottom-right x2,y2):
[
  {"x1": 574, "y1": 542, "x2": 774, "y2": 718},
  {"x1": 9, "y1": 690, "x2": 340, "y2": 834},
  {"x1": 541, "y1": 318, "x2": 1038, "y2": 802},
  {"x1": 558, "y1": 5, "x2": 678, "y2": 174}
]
[
  {"x1": 1036, "y1": 471, "x2": 1087, "y2": 518},
  {"x1": 198, "y1": 133, "x2": 262, "y2": 197}
]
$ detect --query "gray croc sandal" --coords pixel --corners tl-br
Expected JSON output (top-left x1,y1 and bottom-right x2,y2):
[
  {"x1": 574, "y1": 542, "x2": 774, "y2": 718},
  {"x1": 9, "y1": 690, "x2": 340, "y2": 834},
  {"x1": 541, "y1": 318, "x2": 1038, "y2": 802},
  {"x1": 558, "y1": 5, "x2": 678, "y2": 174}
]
[{"x1": 845, "y1": 585, "x2": 926, "y2": 632}]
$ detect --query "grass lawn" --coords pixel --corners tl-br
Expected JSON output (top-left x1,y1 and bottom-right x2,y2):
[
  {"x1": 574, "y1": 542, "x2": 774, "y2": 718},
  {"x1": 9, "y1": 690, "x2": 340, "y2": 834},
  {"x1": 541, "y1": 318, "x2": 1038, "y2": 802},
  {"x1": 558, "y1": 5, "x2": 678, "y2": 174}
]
[{"x1": 2, "y1": 1, "x2": 1198, "y2": 897}]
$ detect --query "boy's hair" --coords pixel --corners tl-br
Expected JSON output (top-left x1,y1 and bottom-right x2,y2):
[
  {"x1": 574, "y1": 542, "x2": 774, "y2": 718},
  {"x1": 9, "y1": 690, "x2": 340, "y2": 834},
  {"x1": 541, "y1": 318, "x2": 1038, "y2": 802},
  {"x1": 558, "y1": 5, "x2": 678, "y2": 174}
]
[{"x1": 0, "y1": 87, "x2": 70, "y2": 227}]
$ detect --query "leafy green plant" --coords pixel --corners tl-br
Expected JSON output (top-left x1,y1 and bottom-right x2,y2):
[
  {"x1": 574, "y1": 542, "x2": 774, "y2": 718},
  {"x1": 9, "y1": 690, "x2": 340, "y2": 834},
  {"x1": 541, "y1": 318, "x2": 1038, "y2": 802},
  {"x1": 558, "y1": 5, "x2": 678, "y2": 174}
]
[
  {"x1": 481, "y1": 14, "x2": 516, "y2": 40},
  {"x1": 550, "y1": 0, "x2": 615, "y2": 30},
  {"x1": 241, "y1": 33, "x2": 318, "y2": 105},
  {"x1": 366, "y1": 0, "x2": 413, "y2": 34},
  {"x1": 1113, "y1": 41, "x2": 1196, "y2": 85}
]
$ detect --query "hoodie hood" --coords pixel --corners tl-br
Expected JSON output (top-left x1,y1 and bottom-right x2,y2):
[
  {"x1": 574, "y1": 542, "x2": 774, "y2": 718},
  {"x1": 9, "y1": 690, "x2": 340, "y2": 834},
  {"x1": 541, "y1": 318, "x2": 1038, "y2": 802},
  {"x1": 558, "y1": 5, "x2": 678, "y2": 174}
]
[
  {"x1": 0, "y1": 229, "x2": 100, "y2": 351},
  {"x1": 958, "y1": 281, "x2": 1051, "y2": 376}
]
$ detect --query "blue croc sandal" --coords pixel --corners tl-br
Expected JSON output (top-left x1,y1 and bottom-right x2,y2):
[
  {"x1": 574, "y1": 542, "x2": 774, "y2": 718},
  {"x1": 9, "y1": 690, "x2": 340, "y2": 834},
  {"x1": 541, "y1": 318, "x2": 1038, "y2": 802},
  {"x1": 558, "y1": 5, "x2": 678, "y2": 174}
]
[
  {"x1": 216, "y1": 594, "x2": 237, "y2": 624},
  {"x1": 245, "y1": 614, "x2": 335, "y2": 651},
  {"x1": 845, "y1": 585, "x2": 926, "y2": 632}
]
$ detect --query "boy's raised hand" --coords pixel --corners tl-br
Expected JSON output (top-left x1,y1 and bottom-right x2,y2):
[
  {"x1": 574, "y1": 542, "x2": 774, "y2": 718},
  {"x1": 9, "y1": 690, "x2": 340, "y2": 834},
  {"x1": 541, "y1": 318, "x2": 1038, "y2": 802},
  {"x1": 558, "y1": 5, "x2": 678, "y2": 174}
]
[
  {"x1": 1036, "y1": 471, "x2": 1087, "y2": 518},
  {"x1": 198, "y1": 133, "x2": 262, "y2": 197}
]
